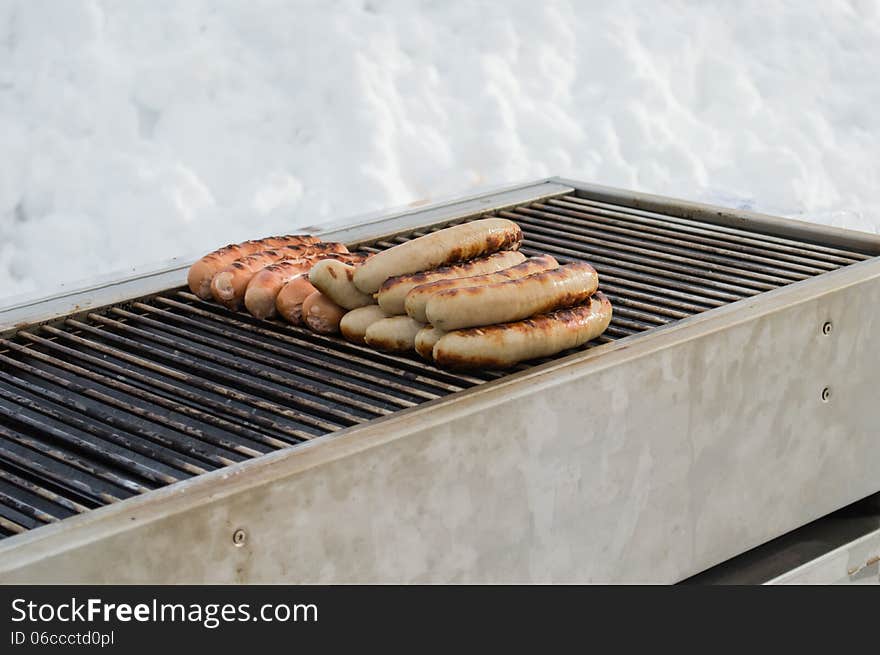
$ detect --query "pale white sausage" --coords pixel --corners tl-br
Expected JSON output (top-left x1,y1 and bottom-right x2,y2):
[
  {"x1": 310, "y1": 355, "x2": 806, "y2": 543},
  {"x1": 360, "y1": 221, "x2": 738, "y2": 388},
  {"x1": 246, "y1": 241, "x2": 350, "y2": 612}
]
[
  {"x1": 309, "y1": 259, "x2": 375, "y2": 310},
  {"x1": 364, "y1": 316, "x2": 425, "y2": 352},
  {"x1": 432, "y1": 293, "x2": 612, "y2": 369},
  {"x1": 414, "y1": 326, "x2": 446, "y2": 360},
  {"x1": 377, "y1": 250, "x2": 525, "y2": 315},
  {"x1": 404, "y1": 254, "x2": 558, "y2": 323},
  {"x1": 353, "y1": 218, "x2": 523, "y2": 294},
  {"x1": 425, "y1": 262, "x2": 599, "y2": 331},
  {"x1": 340, "y1": 306, "x2": 391, "y2": 345}
]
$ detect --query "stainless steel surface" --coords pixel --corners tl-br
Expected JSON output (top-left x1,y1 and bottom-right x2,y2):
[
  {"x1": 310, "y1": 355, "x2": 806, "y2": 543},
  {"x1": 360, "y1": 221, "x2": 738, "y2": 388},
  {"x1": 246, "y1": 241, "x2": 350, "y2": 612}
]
[
  {"x1": 682, "y1": 492, "x2": 880, "y2": 584},
  {"x1": 769, "y1": 529, "x2": 880, "y2": 585},
  {"x1": 0, "y1": 179, "x2": 878, "y2": 582}
]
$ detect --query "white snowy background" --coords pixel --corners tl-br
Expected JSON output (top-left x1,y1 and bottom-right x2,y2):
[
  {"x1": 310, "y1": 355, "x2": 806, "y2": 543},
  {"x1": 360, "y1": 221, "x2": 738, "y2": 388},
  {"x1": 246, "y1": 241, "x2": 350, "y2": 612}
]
[{"x1": 2, "y1": 0, "x2": 879, "y2": 303}]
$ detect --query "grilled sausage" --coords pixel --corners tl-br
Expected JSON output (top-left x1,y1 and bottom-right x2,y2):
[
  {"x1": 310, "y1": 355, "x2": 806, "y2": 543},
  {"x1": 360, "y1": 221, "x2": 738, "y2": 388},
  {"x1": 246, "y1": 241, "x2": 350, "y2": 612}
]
[
  {"x1": 302, "y1": 291, "x2": 346, "y2": 334},
  {"x1": 187, "y1": 234, "x2": 319, "y2": 299},
  {"x1": 404, "y1": 254, "x2": 559, "y2": 323},
  {"x1": 425, "y1": 262, "x2": 599, "y2": 331},
  {"x1": 275, "y1": 276, "x2": 317, "y2": 325},
  {"x1": 414, "y1": 326, "x2": 446, "y2": 360},
  {"x1": 245, "y1": 252, "x2": 365, "y2": 319},
  {"x1": 339, "y1": 305, "x2": 391, "y2": 345},
  {"x1": 376, "y1": 251, "x2": 525, "y2": 315},
  {"x1": 432, "y1": 293, "x2": 612, "y2": 369},
  {"x1": 210, "y1": 242, "x2": 347, "y2": 309},
  {"x1": 309, "y1": 259, "x2": 375, "y2": 310},
  {"x1": 364, "y1": 316, "x2": 425, "y2": 352},
  {"x1": 352, "y1": 218, "x2": 523, "y2": 294}
]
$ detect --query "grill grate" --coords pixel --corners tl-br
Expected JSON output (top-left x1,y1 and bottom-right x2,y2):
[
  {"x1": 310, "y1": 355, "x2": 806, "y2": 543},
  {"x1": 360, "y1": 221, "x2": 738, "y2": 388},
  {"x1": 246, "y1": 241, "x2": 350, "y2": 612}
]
[{"x1": 0, "y1": 193, "x2": 871, "y2": 539}]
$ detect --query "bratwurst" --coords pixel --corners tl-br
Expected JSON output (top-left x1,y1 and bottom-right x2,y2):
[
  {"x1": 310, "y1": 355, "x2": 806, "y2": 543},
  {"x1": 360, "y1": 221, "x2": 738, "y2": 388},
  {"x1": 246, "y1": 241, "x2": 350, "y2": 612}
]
[
  {"x1": 432, "y1": 293, "x2": 612, "y2": 369},
  {"x1": 376, "y1": 250, "x2": 525, "y2": 315},
  {"x1": 364, "y1": 316, "x2": 425, "y2": 352},
  {"x1": 210, "y1": 242, "x2": 347, "y2": 309},
  {"x1": 424, "y1": 262, "x2": 599, "y2": 331},
  {"x1": 309, "y1": 259, "x2": 375, "y2": 310},
  {"x1": 187, "y1": 234, "x2": 319, "y2": 299},
  {"x1": 404, "y1": 254, "x2": 558, "y2": 323},
  {"x1": 352, "y1": 218, "x2": 522, "y2": 294},
  {"x1": 244, "y1": 252, "x2": 366, "y2": 319},
  {"x1": 414, "y1": 325, "x2": 446, "y2": 360},
  {"x1": 339, "y1": 305, "x2": 390, "y2": 345},
  {"x1": 302, "y1": 291, "x2": 346, "y2": 334},
  {"x1": 275, "y1": 275, "x2": 317, "y2": 325}
]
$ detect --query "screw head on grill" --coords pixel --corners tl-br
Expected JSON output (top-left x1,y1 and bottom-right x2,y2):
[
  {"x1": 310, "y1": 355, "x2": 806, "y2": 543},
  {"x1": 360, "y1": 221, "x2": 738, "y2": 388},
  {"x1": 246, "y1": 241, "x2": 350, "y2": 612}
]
[
  {"x1": 232, "y1": 528, "x2": 248, "y2": 547},
  {"x1": 821, "y1": 387, "x2": 831, "y2": 403},
  {"x1": 822, "y1": 321, "x2": 833, "y2": 335}
]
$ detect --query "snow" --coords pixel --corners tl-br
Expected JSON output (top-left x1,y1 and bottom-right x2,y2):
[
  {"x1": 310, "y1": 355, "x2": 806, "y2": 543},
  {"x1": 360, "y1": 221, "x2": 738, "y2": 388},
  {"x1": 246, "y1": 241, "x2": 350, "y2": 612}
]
[{"x1": 2, "y1": 0, "x2": 879, "y2": 303}]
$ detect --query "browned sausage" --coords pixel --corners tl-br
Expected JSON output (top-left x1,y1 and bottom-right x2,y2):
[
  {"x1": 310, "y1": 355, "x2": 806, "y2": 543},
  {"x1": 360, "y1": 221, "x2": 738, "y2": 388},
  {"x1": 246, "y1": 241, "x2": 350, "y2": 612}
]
[
  {"x1": 275, "y1": 276, "x2": 317, "y2": 325},
  {"x1": 404, "y1": 254, "x2": 558, "y2": 323},
  {"x1": 414, "y1": 325, "x2": 446, "y2": 360},
  {"x1": 302, "y1": 291, "x2": 346, "y2": 334},
  {"x1": 376, "y1": 250, "x2": 526, "y2": 315},
  {"x1": 424, "y1": 262, "x2": 599, "y2": 331},
  {"x1": 210, "y1": 242, "x2": 347, "y2": 309},
  {"x1": 353, "y1": 218, "x2": 523, "y2": 293},
  {"x1": 432, "y1": 293, "x2": 613, "y2": 369},
  {"x1": 244, "y1": 252, "x2": 366, "y2": 319},
  {"x1": 187, "y1": 234, "x2": 319, "y2": 299}
]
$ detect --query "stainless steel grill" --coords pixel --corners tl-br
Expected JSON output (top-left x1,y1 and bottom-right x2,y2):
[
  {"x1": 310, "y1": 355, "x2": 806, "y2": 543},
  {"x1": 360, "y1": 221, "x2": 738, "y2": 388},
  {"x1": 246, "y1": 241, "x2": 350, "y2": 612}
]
[{"x1": 0, "y1": 186, "x2": 873, "y2": 545}]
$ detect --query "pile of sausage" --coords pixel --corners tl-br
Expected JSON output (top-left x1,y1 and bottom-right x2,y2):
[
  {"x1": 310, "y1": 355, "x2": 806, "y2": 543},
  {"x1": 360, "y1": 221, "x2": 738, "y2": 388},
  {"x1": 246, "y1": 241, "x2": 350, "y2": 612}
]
[{"x1": 186, "y1": 218, "x2": 612, "y2": 369}]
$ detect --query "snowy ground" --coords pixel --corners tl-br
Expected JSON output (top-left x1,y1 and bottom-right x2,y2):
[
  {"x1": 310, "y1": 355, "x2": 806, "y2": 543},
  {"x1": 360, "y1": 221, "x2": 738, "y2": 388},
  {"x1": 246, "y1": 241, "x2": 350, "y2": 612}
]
[{"x1": 1, "y1": 0, "x2": 879, "y2": 303}]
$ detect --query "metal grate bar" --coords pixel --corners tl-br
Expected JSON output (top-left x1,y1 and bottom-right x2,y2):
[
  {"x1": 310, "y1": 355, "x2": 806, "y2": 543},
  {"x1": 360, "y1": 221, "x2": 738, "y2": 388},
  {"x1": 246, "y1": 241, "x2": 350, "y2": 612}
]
[
  {"x1": 0, "y1": 429, "x2": 124, "y2": 506},
  {"x1": 0, "y1": 484, "x2": 61, "y2": 525},
  {"x1": 0, "y1": 467, "x2": 89, "y2": 516},
  {"x1": 520, "y1": 235, "x2": 758, "y2": 300},
  {"x1": 7, "y1": 333, "x2": 306, "y2": 445},
  {"x1": 509, "y1": 211, "x2": 796, "y2": 288},
  {"x1": 0, "y1": 515, "x2": 27, "y2": 536},
  {"x1": 126, "y1": 303, "x2": 418, "y2": 410},
  {"x1": 523, "y1": 202, "x2": 828, "y2": 276},
  {"x1": 152, "y1": 296, "x2": 446, "y2": 402},
  {"x1": 86, "y1": 312, "x2": 385, "y2": 422},
  {"x1": 0, "y1": 387, "x2": 180, "y2": 488},
  {"x1": 63, "y1": 318, "x2": 359, "y2": 431},
  {"x1": 0, "y1": 345, "x2": 262, "y2": 464},
  {"x1": 40, "y1": 323, "x2": 335, "y2": 437},
  {"x1": 559, "y1": 196, "x2": 870, "y2": 264},
  {"x1": 0, "y1": 343, "x2": 276, "y2": 459},
  {"x1": 168, "y1": 293, "x2": 492, "y2": 390},
  {"x1": 0, "y1": 367, "x2": 220, "y2": 475},
  {"x1": 0, "y1": 420, "x2": 152, "y2": 497}
]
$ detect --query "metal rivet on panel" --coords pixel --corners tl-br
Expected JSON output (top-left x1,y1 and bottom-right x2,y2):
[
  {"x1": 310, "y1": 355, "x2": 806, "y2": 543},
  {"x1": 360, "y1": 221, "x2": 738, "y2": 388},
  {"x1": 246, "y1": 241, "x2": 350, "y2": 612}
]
[
  {"x1": 822, "y1": 321, "x2": 833, "y2": 335},
  {"x1": 821, "y1": 387, "x2": 831, "y2": 403},
  {"x1": 232, "y1": 528, "x2": 247, "y2": 547}
]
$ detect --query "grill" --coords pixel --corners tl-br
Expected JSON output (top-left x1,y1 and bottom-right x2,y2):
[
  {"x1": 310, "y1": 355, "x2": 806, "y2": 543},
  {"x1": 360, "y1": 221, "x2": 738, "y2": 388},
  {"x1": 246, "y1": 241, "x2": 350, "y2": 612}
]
[
  {"x1": 1, "y1": 179, "x2": 878, "y2": 584},
  {"x1": 0, "y1": 192, "x2": 870, "y2": 540}
]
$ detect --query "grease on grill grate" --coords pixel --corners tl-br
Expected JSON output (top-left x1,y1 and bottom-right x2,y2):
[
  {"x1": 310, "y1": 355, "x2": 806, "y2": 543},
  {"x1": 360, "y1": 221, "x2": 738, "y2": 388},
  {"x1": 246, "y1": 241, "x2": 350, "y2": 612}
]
[{"x1": 0, "y1": 193, "x2": 870, "y2": 538}]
